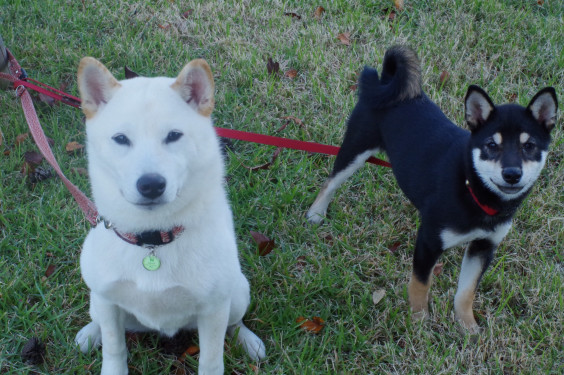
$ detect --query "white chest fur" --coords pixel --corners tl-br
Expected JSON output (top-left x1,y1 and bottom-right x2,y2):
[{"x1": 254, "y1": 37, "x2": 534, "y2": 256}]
[{"x1": 440, "y1": 221, "x2": 512, "y2": 249}]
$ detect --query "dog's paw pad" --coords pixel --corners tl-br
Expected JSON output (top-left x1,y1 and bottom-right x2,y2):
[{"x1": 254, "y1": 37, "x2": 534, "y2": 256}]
[{"x1": 75, "y1": 322, "x2": 102, "y2": 353}]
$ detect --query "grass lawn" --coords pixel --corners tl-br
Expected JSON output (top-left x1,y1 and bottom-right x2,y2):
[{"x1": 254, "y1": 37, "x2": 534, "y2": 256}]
[{"x1": 1, "y1": 0, "x2": 562, "y2": 374}]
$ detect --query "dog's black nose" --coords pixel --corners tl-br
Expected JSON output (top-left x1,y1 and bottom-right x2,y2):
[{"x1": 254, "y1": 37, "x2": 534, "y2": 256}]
[
  {"x1": 502, "y1": 167, "x2": 522, "y2": 184},
  {"x1": 137, "y1": 173, "x2": 166, "y2": 199}
]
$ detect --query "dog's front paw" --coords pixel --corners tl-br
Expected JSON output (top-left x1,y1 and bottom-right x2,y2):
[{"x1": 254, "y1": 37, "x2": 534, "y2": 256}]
[{"x1": 75, "y1": 321, "x2": 102, "y2": 353}]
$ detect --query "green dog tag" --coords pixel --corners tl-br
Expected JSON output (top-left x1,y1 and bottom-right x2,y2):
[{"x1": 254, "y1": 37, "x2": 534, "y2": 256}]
[{"x1": 142, "y1": 254, "x2": 161, "y2": 271}]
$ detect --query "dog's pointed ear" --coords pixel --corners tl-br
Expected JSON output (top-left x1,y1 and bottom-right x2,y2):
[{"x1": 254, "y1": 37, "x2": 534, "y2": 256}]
[
  {"x1": 527, "y1": 87, "x2": 558, "y2": 132},
  {"x1": 171, "y1": 59, "x2": 215, "y2": 117},
  {"x1": 78, "y1": 57, "x2": 121, "y2": 119},
  {"x1": 465, "y1": 85, "x2": 495, "y2": 131}
]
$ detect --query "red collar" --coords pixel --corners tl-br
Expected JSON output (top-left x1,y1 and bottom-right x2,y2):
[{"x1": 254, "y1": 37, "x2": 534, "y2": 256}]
[{"x1": 466, "y1": 180, "x2": 498, "y2": 216}]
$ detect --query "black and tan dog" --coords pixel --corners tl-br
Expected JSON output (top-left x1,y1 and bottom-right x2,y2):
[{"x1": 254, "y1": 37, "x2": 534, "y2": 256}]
[{"x1": 307, "y1": 46, "x2": 558, "y2": 331}]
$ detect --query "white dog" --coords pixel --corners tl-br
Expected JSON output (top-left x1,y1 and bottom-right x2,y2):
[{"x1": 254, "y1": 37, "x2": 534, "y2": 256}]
[{"x1": 74, "y1": 57, "x2": 265, "y2": 374}]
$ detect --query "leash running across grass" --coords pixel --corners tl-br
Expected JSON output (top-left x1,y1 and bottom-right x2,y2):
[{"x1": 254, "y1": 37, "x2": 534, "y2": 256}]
[{"x1": 1, "y1": 48, "x2": 391, "y2": 224}]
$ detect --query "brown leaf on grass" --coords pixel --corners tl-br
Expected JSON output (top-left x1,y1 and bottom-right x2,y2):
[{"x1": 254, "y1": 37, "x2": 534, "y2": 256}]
[
  {"x1": 537, "y1": 0, "x2": 544, "y2": 5},
  {"x1": 394, "y1": 0, "x2": 404, "y2": 11},
  {"x1": 250, "y1": 231, "x2": 276, "y2": 256},
  {"x1": 242, "y1": 147, "x2": 281, "y2": 171},
  {"x1": 439, "y1": 71, "x2": 450, "y2": 86},
  {"x1": 45, "y1": 264, "x2": 56, "y2": 278},
  {"x1": 24, "y1": 151, "x2": 44, "y2": 166},
  {"x1": 16, "y1": 133, "x2": 29, "y2": 145},
  {"x1": 158, "y1": 23, "x2": 171, "y2": 30},
  {"x1": 65, "y1": 141, "x2": 84, "y2": 154},
  {"x1": 381, "y1": 8, "x2": 397, "y2": 22},
  {"x1": 296, "y1": 316, "x2": 325, "y2": 333},
  {"x1": 276, "y1": 116, "x2": 304, "y2": 132},
  {"x1": 179, "y1": 345, "x2": 200, "y2": 362},
  {"x1": 337, "y1": 32, "x2": 351, "y2": 46},
  {"x1": 388, "y1": 241, "x2": 402, "y2": 253},
  {"x1": 433, "y1": 262, "x2": 444, "y2": 276},
  {"x1": 71, "y1": 167, "x2": 89, "y2": 176},
  {"x1": 38, "y1": 92, "x2": 56, "y2": 106},
  {"x1": 284, "y1": 12, "x2": 301, "y2": 20},
  {"x1": 267, "y1": 57, "x2": 280, "y2": 75},
  {"x1": 349, "y1": 84, "x2": 358, "y2": 91},
  {"x1": 313, "y1": 6, "x2": 325, "y2": 19},
  {"x1": 284, "y1": 69, "x2": 298, "y2": 79},
  {"x1": 181, "y1": 9, "x2": 194, "y2": 18}
]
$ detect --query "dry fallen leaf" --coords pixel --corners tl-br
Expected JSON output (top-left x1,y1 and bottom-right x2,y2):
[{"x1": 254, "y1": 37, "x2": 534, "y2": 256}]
[
  {"x1": 372, "y1": 289, "x2": 386, "y2": 305},
  {"x1": 394, "y1": 0, "x2": 404, "y2": 11},
  {"x1": 38, "y1": 92, "x2": 56, "y2": 106},
  {"x1": 267, "y1": 57, "x2": 280, "y2": 75},
  {"x1": 181, "y1": 9, "x2": 194, "y2": 18},
  {"x1": 439, "y1": 71, "x2": 449, "y2": 86},
  {"x1": 45, "y1": 264, "x2": 56, "y2": 278},
  {"x1": 158, "y1": 23, "x2": 171, "y2": 30},
  {"x1": 250, "y1": 231, "x2": 276, "y2": 256},
  {"x1": 296, "y1": 316, "x2": 325, "y2": 334},
  {"x1": 276, "y1": 116, "x2": 304, "y2": 132},
  {"x1": 15, "y1": 133, "x2": 29, "y2": 146},
  {"x1": 388, "y1": 241, "x2": 401, "y2": 253},
  {"x1": 313, "y1": 6, "x2": 325, "y2": 19},
  {"x1": 433, "y1": 262, "x2": 444, "y2": 276},
  {"x1": 337, "y1": 32, "x2": 351, "y2": 46},
  {"x1": 242, "y1": 147, "x2": 281, "y2": 171},
  {"x1": 284, "y1": 12, "x2": 301, "y2": 20},
  {"x1": 24, "y1": 151, "x2": 43, "y2": 166},
  {"x1": 71, "y1": 167, "x2": 89, "y2": 176},
  {"x1": 284, "y1": 69, "x2": 298, "y2": 79},
  {"x1": 65, "y1": 141, "x2": 84, "y2": 154}
]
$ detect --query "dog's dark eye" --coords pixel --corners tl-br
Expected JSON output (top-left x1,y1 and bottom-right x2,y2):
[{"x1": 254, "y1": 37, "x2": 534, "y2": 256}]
[
  {"x1": 486, "y1": 141, "x2": 498, "y2": 151},
  {"x1": 112, "y1": 134, "x2": 131, "y2": 146},
  {"x1": 522, "y1": 142, "x2": 535, "y2": 151},
  {"x1": 165, "y1": 131, "x2": 183, "y2": 144}
]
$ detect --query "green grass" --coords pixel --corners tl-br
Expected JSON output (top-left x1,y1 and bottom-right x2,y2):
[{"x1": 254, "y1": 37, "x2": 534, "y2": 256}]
[{"x1": 1, "y1": 0, "x2": 562, "y2": 374}]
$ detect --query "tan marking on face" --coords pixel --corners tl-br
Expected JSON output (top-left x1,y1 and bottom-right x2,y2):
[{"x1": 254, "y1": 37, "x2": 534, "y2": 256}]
[
  {"x1": 408, "y1": 272, "x2": 432, "y2": 314},
  {"x1": 492, "y1": 132, "x2": 502, "y2": 145},
  {"x1": 520, "y1": 132, "x2": 530, "y2": 144}
]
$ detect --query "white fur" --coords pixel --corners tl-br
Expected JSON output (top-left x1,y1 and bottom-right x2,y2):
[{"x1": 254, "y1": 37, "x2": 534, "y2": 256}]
[
  {"x1": 307, "y1": 149, "x2": 378, "y2": 223},
  {"x1": 472, "y1": 149, "x2": 547, "y2": 201},
  {"x1": 75, "y1": 58, "x2": 265, "y2": 375},
  {"x1": 440, "y1": 221, "x2": 512, "y2": 250}
]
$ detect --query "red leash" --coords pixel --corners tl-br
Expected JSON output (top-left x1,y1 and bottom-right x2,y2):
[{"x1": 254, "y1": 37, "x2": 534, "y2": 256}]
[
  {"x1": 2, "y1": 48, "x2": 391, "y2": 224},
  {"x1": 1, "y1": 49, "x2": 98, "y2": 225}
]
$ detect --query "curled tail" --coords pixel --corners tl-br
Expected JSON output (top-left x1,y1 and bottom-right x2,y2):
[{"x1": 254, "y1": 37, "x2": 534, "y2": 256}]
[{"x1": 358, "y1": 45, "x2": 422, "y2": 108}]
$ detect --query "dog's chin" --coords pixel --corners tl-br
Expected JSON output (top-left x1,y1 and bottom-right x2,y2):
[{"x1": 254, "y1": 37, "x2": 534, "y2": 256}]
[
  {"x1": 130, "y1": 198, "x2": 169, "y2": 210},
  {"x1": 492, "y1": 181, "x2": 524, "y2": 195}
]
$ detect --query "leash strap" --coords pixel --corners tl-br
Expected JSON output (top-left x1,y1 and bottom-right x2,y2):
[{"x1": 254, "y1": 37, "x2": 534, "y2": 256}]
[
  {"x1": 2, "y1": 49, "x2": 98, "y2": 225},
  {"x1": 215, "y1": 127, "x2": 392, "y2": 167}
]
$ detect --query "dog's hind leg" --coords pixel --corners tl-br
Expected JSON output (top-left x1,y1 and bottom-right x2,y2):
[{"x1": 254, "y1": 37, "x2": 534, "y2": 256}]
[
  {"x1": 307, "y1": 108, "x2": 383, "y2": 224},
  {"x1": 226, "y1": 278, "x2": 266, "y2": 361},
  {"x1": 227, "y1": 320, "x2": 266, "y2": 361},
  {"x1": 454, "y1": 239, "x2": 495, "y2": 333}
]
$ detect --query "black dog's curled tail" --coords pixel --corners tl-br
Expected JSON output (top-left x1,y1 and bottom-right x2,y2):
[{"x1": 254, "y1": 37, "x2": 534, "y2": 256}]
[{"x1": 358, "y1": 45, "x2": 422, "y2": 108}]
